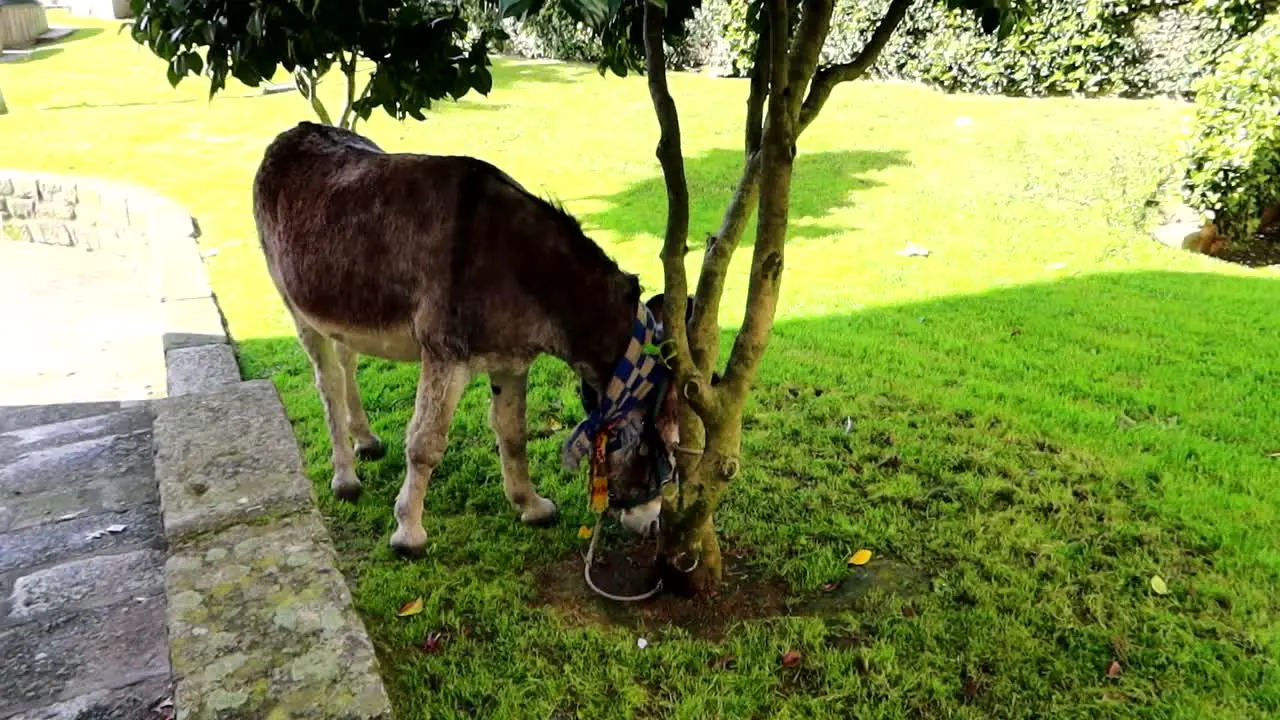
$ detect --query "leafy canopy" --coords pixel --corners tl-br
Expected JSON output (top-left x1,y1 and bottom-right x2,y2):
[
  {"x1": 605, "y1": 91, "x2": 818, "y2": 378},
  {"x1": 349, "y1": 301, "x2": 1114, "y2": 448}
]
[
  {"x1": 498, "y1": 0, "x2": 1029, "y2": 80},
  {"x1": 128, "y1": 0, "x2": 505, "y2": 122}
]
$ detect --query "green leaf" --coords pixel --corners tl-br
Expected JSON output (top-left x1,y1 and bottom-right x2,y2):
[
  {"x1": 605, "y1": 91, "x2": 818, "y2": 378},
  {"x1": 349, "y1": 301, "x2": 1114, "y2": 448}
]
[{"x1": 1150, "y1": 575, "x2": 1169, "y2": 595}]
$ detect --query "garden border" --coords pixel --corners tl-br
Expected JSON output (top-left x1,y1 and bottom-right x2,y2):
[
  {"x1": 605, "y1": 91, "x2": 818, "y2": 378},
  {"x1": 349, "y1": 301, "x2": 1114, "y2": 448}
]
[{"x1": 1, "y1": 170, "x2": 394, "y2": 718}]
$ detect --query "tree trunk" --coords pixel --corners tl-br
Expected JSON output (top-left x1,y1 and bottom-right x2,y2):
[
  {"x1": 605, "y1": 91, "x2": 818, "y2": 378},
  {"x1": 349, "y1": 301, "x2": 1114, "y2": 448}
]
[{"x1": 641, "y1": 0, "x2": 913, "y2": 597}]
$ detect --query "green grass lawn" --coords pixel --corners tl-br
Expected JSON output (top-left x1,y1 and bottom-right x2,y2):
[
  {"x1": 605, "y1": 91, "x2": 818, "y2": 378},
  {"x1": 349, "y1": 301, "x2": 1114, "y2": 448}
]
[{"x1": 5, "y1": 12, "x2": 1280, "y2": 718}]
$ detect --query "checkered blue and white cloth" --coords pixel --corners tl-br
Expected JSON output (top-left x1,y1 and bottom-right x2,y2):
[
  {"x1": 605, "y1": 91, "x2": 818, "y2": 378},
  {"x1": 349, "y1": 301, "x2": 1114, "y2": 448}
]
[{"x1": 562, "y1": 301, "x2": 668, "y2": 471}]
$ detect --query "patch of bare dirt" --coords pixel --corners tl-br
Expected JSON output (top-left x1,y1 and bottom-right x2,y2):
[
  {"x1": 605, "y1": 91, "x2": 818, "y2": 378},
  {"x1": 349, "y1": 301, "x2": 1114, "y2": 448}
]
[
  {"x1": 535, "y1": 539, "x2": 790, "y2": 641},
  {"x1": 1214, "y1": 224, "x2": 1280, "y2": 268},
  {"x1": 534, "y1": 530, "x2": 928, "y2": 641}
]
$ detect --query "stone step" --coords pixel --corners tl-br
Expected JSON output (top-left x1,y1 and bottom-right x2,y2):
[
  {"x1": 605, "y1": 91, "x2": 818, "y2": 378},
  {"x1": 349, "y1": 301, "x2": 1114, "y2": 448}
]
[
  {"x1": 152, "y1": 380, "x2": 392, "y2": 719},
  {"x1": 0, "y1": 403, "x2": 171, "y2": 719}
]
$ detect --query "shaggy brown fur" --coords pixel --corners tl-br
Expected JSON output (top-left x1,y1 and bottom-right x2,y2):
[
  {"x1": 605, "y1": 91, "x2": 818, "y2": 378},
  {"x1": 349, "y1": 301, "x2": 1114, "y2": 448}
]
[{"x1": 253, "y1": 121, "x2": 665, "y2": 555}]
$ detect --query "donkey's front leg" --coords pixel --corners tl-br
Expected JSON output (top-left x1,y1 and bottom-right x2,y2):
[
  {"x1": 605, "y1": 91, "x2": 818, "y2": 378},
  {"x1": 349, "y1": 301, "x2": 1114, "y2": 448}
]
[
  {"x1": 488, "y1": 370, "x2": 558, "y2": 526},
  {"x1": 391, "y1": 361, "x2": 469, "y2": 557}
]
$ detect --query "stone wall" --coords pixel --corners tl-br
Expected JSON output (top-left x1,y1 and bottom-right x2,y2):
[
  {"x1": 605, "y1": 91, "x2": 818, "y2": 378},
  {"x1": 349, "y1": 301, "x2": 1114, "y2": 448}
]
[{"x1": 0, "y1": 2, "x2": 49, "y2": 50}]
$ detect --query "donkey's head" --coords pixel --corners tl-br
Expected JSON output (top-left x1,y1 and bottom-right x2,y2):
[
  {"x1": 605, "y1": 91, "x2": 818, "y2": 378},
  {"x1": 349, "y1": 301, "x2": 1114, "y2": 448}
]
[{"x1": 573, "y1": 293, "x2": 689, "y2": 536}]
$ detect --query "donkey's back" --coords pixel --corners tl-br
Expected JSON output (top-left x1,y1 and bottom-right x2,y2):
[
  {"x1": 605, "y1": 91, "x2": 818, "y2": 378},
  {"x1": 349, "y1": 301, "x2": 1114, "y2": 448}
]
[{"x1": 253, "y1": 121, "x2": 581, "y2": 365}]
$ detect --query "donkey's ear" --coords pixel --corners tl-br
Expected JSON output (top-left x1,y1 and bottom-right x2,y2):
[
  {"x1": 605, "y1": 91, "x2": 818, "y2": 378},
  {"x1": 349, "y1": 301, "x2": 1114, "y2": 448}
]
[
  {"x1": 645, "y1": 293, "x2": 695, "y2": 328},
  {"x1": 644, "y1": 293, "x2": 666, "y2": 324}
]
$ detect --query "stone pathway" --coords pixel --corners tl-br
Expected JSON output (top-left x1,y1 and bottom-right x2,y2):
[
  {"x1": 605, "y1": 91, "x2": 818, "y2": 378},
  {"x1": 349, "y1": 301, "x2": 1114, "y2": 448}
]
[
  {"x1": 0, "y1": 238, "x2": 173, "y2": 718},
  {"x1": 0, "y1": 242, "x2": 166, "y2": 407},
  {"x1": 0, "y1": 402, "x2": 173, "y2": 719},
  {"x1": 2, "y1": 170, "x2": 391, "y2": 719}
]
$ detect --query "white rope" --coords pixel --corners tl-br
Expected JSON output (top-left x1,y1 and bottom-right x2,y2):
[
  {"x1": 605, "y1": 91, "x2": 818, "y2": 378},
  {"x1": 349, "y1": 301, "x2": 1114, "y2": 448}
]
[{"x1": 582, "y1": 514, "x2": 665, "y2": 603}]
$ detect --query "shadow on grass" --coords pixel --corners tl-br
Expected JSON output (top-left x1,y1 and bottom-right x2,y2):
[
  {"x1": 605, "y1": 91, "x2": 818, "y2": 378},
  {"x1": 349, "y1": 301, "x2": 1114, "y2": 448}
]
[
  {"x1": 43, "y1": 26, "x2": 105, "y2": 46},
  {"x1": 576, "y1": 148, "x2": 910, "y2": 247},
  {"x1": 235, "y1": 267, "x2": 1280, "y2": 550},
  {"x1": 0, "y1": 25, "x2": 103, "y2": 64},
  {"x1": 489, "y1": 57, "x2": 588, "y2": 93},
  {"x1": 233, "y1": 269, "x2": 1280, "y2": 716}
]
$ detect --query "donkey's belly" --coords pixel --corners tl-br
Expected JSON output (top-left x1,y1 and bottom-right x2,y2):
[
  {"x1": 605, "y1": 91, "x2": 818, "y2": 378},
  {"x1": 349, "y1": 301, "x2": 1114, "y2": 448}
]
[{"x1": 305, "y1": 316, "x2": 422, "y2": 363}]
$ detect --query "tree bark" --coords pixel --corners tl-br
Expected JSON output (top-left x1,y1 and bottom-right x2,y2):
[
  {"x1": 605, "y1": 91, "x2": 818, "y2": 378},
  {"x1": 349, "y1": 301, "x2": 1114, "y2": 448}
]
[
  {"x1": 293, "y1": 69, "x2": 334, "y2": 126},
  {"x1": 797, "y1": 0, "x2": 914, "y2": 133},
  {"x1": 337, "y1": 51, "x2": 359, "y2": 130},
  {"x1": 643, "y1": 0, "x2": 695, "y2": 380},
  {"x1": 687, "y1": 27, "x2": 771, "y2": 375},
  {"x1": 640, "y1": 0, "x2": 914, "y2": 597}
]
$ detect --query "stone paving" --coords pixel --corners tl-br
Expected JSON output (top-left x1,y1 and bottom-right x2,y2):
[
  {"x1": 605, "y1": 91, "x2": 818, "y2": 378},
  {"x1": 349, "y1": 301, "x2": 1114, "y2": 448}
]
[
  {"x1": 2, "y1": 170, "x2": 392, "y2": 718},
  {"x1": 0, "y1": 401, "x2": 172, "y2": 719},
  {"x1": 0, "y1": 233, "x2": 173, "y2": 718},
  {"x1": 0, "y1": 242, "x2": 166, "y2": 407},
  {"x1": 3, "y1": 170, "x2": 389, "y2": 712}
]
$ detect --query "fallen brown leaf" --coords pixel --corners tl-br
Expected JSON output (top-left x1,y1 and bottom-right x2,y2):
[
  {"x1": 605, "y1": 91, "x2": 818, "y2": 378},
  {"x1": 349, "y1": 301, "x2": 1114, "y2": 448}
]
[
  {"x1": 1106, "y1": 660, "x2": 1122, "y2": 679},
  {"x1": 821, "y1": 581, "x2": 840, "y2": 593},
  {"x1": 397, "y1": 597, "x2": 424, "y2": 617},
  {"x1": 901, "y1": 605, "x2": 918, "y2": 618},
  {"x1": 782, "y1": 650, "x2": 802, "y2": 667}
]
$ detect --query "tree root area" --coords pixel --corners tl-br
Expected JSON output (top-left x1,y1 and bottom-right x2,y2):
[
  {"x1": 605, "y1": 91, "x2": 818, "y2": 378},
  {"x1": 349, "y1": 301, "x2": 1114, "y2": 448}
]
[{"x1": 534, "y1": 537, "x2": 790, "y2": 642}]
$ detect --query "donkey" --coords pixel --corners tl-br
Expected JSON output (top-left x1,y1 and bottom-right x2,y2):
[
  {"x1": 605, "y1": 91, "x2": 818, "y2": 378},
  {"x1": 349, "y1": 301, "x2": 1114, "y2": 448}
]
[{"x1": 252, "y1": 121, "x2": 679, "y2": 557}]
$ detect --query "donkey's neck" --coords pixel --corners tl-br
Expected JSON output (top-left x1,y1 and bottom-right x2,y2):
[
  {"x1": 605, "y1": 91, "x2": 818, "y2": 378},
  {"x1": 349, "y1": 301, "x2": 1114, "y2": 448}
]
[{"x1": 557, "y1": 270, "x2": 639, "y2": 394}]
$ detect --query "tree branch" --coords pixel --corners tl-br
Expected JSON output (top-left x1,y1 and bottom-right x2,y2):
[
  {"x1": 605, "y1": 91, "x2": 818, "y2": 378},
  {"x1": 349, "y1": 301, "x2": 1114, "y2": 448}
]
[
  {"x1": 797, "y1": 0, "x2": 913, "y2": 134},
  {"x1": 689, "y1": 153, "x2": 761, "y2": 373},
  {"x1": 745, "y1": 22, "x2": 769, "y2": 156},
  {"x1": 688, "y1": 27, "x2": 771, "y2": 375},
  {"x1": 337, "y1": 50, "x2": 360, "y2": 130},
  {"x1": 348, "y1": 72, "x2": 376, "y2": 134},
  {"x1": 293, "y1": 68, "x2": 333, "y2": 126},
  {"x1": 785, "y1": 0, "x2": 834, "y2": 119},
  {"x1": 722, "y1": 0, "x2": 795, "y2": 403},
  {"x1": 644, "y1": 0, "x2": 715, "y2": 415}
]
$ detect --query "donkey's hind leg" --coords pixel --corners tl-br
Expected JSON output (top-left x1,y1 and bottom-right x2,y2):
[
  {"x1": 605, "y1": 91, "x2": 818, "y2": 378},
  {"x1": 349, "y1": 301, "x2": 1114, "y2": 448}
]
[
  {"x1": 295, "y1": 321, "x2": 363, "y2": 502},
  {"x1": 391, "y1": 360, "x2": 469, "y2": 557},
  {"x1": 334, "y1": 342, "x2": 385, "y2": 461},
  {"x1": 488, "y1": 370, "x2": 558, "y2": 526}
]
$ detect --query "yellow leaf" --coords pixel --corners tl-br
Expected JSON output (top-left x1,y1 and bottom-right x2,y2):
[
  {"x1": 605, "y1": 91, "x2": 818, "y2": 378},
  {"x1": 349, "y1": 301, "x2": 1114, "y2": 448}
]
[
  {"x1": 1150, "y1": 576, "x2": 1169, "y2": 595},
  {"x1": 849, "y1": 549, "x2": 873, "y2": 566},
  {"x1": 397, "y1": 597, "x2": 424, "y2": 617},
  {"x1": 578, "y1": 525, "x2": 593, "y2": 540},
  {"x1": 548, "y1": 419, "x2": 563, "y2": 431}
]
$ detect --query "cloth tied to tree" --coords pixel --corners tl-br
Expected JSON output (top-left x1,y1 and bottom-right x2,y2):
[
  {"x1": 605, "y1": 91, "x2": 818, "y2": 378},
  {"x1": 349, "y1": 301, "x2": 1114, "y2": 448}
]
[{"x1": 562, "y1": 301, "x2": 668, "y2": 510}]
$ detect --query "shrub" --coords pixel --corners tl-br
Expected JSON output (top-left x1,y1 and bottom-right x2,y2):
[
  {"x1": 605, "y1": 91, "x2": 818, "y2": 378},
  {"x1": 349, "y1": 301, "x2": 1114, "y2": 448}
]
[
  {"x1": 1181, "y1": 13, "x2": 1280, "y2": 243},
  {"x1": 474, "y1": 0, "x2": 1270, "y2": 100}
]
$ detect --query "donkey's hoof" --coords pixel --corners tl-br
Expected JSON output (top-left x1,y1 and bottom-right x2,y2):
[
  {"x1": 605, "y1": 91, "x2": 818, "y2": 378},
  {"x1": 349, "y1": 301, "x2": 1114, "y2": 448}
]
[
  {"x1": 331, "y1": 473, "x2": 363, "y2": 503},
  {"x1": 520, "y1": 497, "x2": 559, "y2": 527},
  {"x1": 390, "y1": 527, "x2": 428, "y2": 558},
  {"x1": 355, "y1": 436, "x2": 386, "y2": 461}
]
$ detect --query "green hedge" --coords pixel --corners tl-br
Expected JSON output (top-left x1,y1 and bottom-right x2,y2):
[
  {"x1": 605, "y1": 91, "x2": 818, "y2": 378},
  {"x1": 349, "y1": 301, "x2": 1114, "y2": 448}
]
[
  {"x1": 1181, "y1": 13, "x2": 1280, "y2": 242},
  {"x1": 484, "y1": 0, "x2": 1272, "y2": 100}
]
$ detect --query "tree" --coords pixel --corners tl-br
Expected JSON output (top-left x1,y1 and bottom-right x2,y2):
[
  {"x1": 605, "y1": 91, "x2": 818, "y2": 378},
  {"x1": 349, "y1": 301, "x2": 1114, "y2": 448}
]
[
  {"x1": 127, "y1": 0, "x2": 506, "y2": 130},
  {"x1": 500, "y1": 0, "x2": 1029, "y2": 593},
  {"x1": 129, "y1": 0, "x2": 1026, "y2": 596}
]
